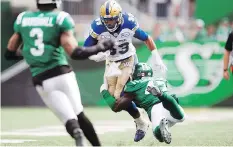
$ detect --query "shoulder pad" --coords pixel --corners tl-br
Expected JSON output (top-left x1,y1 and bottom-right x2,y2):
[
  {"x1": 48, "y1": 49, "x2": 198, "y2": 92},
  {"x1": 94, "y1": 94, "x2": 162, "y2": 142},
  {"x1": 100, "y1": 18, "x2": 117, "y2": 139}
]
[
  {"x1": 124, "y1": 80, "x2": 140, "y2": 93},
  {"x1": 91, "y1": 18, "x2": 107, "y2": 34},
  {"x1": 57, "y1": 11, "x2": 73, "y2": 25},
  {"x1": 15, "y1": 11, "x2": 27, "y2": 25},
  {"x1": 122, "y1": 13, "x2": 139, "y2": 31}
]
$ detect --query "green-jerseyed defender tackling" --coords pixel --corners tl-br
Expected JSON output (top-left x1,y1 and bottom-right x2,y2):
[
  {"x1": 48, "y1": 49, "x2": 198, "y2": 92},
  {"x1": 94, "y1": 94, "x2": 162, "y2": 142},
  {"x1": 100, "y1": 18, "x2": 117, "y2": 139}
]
[
  {"x1": 100, "y1": 63, "x2": 185, "y2": 144},
  {"x1": 5, "y1": 0, "x2": 114, "y2": 146}
]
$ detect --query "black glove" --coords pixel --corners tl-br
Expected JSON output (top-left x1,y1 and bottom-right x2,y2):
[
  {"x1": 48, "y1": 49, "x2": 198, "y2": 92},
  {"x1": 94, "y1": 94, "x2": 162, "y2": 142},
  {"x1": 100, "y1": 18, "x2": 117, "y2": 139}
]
[
  {"x1": 97, "y1": 39, "x2": 115, "y2": 52},
  {"x1": 5, "y1": 49, "x2": 23, "y2": 60}
]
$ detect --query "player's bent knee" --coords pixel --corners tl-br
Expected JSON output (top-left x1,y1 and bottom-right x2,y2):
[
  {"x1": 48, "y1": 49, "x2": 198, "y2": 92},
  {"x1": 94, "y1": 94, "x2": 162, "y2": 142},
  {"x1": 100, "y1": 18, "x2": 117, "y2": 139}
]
[
  {"x1": 177, "y1": 106, "x2": 185, "y2": 122},
  {"x1": 65, "y1": 119, "x2": 80, "y2": 138},
  {"x1": 178, "y1": 112, "x2": 185, "y2": 122}
]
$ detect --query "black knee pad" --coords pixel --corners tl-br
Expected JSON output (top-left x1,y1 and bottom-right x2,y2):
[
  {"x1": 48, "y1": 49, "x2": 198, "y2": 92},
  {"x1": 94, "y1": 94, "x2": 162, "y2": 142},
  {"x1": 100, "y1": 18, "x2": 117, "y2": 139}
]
[{"x1": 65, "y1": 119, "x2": 80, "y2": 138}]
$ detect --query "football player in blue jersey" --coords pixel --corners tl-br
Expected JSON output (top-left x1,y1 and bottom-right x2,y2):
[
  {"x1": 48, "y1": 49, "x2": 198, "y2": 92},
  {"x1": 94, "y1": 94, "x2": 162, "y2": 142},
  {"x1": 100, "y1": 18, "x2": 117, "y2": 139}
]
[{"x1": 84, "y1": 0, "x2": 167, "y2": 142}]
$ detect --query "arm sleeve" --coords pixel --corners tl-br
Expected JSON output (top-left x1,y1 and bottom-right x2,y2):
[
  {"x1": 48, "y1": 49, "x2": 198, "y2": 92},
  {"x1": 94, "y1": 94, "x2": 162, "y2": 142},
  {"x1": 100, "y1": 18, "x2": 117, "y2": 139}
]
[
  {"x1": 14, "y1": 21, "x2": 20, "y2": 33},
  {"x1": 84, "y1": 20, "x2": 102, "y2": 47},
  {"x1": 84, "y1": 35, "x2": 98, "y2": 47},
  {"x1": 13, "y1": 12, "x2": 26, "y2": 33},
  {"x1": 124, "y1": 81, "x2": 141, "y2": 93},
  {"x1": 134, "y1": 28, "x2": 149, "y2": 41},
  {"x1": 57, "y1": 12, "x2": 75, "y2": 33},
  {"x1": 225, "y1": 32, "x2": 233, "y2": 51}
]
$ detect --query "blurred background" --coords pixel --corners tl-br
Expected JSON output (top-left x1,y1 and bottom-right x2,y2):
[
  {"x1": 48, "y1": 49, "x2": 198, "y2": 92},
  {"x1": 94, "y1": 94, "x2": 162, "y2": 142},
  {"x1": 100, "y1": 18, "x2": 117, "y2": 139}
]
[{"x1": 1, "y1": 0, "x2": 233, "y2": 107}]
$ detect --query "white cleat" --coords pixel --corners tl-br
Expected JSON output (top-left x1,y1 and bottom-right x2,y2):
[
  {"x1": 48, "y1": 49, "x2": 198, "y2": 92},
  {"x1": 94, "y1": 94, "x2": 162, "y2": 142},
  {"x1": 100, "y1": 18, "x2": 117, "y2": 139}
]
[{"x1": 159, "y1": 118, "x2": 172, "y2": 144}]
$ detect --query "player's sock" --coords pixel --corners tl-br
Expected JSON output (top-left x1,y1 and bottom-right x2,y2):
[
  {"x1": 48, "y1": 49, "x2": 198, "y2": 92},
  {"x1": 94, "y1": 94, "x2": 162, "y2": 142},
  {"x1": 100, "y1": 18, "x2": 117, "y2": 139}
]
[
  {"x1": 153, "y1": 126, "x2": 164, "y2": 142},
  {"x1": 125, "y1": 101, "x2": 140, "y2": 119},
  {"x1": 101, "y1": 90, "x2": 116, "y2": 110},
  {"x1": 160, "y1": 92, "x2": 184, "y2": 120},
  {"x1": 77, "y1": 112, "x2": 101, "y2": 146}
]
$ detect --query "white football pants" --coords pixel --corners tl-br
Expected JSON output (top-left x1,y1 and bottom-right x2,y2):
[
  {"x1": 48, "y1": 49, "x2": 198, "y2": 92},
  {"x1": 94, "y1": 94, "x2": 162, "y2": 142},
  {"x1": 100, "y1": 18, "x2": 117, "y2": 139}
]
[
  {"x1": 151, "y1": 103, "x2": 185, "y2": 130},
  {"x1": 36, "y1": 71, "x2": 83, "y2": 124}
]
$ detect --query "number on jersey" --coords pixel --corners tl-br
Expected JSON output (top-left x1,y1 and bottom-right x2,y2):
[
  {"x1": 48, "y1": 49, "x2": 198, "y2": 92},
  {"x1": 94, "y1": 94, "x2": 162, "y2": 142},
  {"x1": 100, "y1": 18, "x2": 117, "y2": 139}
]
[
  {"x1": 110, "y1": 42, "x2": 129, "y2": 55},
  {"x1": 30, "y1": 28, "x2": 44, "y2": 56}
]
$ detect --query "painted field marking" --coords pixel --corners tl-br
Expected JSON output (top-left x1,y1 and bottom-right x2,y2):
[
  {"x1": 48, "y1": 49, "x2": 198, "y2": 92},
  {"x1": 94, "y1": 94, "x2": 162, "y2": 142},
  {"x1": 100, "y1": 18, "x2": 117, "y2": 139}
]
[
  {"x1": 0, "y1": 139, "x2": 36, "y2": 143},
  {"x1": 2, "y1": 111, "x2": 233, "y2": 137}
]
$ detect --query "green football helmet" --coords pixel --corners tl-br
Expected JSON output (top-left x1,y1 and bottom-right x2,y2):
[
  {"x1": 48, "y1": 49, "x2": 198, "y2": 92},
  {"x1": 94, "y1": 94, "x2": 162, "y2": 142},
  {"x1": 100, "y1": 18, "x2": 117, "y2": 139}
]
[{"x1": 132, "y1": 63, "x2": 153, "y2": 80}]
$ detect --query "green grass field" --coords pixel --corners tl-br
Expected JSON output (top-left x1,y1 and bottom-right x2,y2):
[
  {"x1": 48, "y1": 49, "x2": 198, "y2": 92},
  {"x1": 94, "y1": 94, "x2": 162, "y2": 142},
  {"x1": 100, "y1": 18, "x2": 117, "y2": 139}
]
[{"x1": 1, "y1": 107, "x2": 233, "y2": 146}]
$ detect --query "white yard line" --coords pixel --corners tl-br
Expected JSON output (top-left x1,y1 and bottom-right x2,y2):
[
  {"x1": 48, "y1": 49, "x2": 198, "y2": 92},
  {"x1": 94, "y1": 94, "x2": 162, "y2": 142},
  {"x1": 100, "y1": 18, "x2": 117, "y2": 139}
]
[
  {"x1": 0, "y1": 139, "x2": 36, "y2": 143},
  {"x1": 2, "y1": 112, "x2": 233, "y2": 137}
]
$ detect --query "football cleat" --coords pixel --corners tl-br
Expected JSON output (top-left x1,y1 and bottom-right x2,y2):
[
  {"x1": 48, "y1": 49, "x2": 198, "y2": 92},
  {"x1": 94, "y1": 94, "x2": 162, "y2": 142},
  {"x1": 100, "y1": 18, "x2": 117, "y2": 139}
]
[
  {"x1": 134, "y1": 118, "x2": 149, "y2": 142},
  {"x1": 134, "y1": 129, "x2": 146, "y2": 142},
  {"x1": 159, "y1": 118, "x2": 172, "y2": 144},
  {"x1": 73, "y1": 128, "x2": 86, "y2": 146}
]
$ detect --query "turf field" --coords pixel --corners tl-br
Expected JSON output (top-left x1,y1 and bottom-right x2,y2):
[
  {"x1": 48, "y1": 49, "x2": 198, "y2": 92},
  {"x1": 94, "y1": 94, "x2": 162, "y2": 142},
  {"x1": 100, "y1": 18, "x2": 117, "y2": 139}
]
[{"x1": 1, "y1": 107, "x2": 233, "y2": 146}]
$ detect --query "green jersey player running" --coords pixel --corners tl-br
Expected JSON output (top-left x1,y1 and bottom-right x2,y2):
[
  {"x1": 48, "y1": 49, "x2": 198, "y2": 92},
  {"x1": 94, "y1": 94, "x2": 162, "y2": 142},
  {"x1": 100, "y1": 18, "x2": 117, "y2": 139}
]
[
  {"x1": 100, "y1": 63, "x2": 185, "y2": 144},
  {"x1": 5, "y1": 0, "x2": 114, "y2": 146}
]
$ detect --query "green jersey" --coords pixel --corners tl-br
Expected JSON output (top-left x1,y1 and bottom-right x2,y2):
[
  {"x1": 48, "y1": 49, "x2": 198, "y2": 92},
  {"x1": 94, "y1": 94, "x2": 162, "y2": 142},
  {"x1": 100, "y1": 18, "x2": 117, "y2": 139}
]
[
  {"x1": 14, "y1": 10, "x2": 75, "y2": 76},
  {"x1": 124, "y1": 78, "x2": 163, "y2": 118}
]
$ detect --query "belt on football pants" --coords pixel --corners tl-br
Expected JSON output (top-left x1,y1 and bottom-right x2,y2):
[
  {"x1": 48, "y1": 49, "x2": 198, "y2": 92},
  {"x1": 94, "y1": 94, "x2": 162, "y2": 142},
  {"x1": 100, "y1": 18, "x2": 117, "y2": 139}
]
[{"x1": 32, "y1": 65, "x2": 72, "y2": 86}]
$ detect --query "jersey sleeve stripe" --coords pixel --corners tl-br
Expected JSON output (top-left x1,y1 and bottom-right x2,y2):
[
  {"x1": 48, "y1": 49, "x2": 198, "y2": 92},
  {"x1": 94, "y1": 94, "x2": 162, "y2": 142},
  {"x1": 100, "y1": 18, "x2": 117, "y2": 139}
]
[
  {"x1": 57, "y1": 11, "x2": 69, "y2": 25},
  {"x1": 132, "y1": 25, "x2": 139, "y2": 32},
  {"x1": 90, "y1": 28, "x2": 99, "y2": 39},
  {"x1": 16, "y1": 12, "x2": 26, "y2": 25}
]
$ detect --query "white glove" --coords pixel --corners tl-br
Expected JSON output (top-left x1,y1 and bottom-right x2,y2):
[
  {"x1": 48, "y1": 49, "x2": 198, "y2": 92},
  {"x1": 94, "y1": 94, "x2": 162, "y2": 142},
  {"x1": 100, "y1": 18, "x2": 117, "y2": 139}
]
[
  {"x1": 151, "y1": 50, "x2": 168, "y2": 73},
  {"x1": 88, "y1": 51, "x2": 109, "y2": 62},
  {"x1": 105, "y1": 62, "x2": 122, "y2": 77},
  {"x1": 100, "y1": 84, "x2": 108, "y2": 93}
]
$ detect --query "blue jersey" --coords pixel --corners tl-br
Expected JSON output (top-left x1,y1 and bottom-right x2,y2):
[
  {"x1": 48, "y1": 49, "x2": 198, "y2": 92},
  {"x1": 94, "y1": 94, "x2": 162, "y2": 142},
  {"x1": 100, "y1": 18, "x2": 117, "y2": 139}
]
[{"x1": 84, "y1": 13, "x2": 148, "y2": 61}]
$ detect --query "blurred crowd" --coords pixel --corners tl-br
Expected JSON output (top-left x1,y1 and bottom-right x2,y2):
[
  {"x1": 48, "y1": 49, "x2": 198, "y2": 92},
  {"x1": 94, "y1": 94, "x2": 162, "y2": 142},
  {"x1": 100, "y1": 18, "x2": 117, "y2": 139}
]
[
  {"x1": 153, "y1": 18, "x2": 233, "y2": 42},
  {"x1": 122, "y1": 0, "x2": 232, "y2": 42}
]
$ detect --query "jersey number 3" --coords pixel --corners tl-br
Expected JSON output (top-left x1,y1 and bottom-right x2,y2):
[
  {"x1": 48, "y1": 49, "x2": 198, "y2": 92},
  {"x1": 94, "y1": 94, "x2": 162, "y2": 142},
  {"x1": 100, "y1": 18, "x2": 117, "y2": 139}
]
[
  {"x1": 30, "y1": 28, "x2": 45, "y2": 56},
  {"x1": 110, "y1": 42, "x2": 129, "y2": 55}
]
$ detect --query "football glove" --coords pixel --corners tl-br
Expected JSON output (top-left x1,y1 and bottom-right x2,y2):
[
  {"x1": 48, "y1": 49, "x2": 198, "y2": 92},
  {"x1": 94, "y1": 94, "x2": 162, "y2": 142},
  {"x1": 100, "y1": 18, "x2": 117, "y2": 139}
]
[
  {"x1": 88, "y1": 51, "x2": 109, "y2": 62},
  {"x1": 151, "y1": 49, "x2": 167, "y2": 73}
]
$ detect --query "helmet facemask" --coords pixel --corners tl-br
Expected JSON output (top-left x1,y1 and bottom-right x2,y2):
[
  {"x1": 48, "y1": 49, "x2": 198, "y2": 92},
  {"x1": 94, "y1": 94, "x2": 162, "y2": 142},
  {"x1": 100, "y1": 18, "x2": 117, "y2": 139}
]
[{"x1": 101, "y1": 13, "x2": 122, "y2": 32}]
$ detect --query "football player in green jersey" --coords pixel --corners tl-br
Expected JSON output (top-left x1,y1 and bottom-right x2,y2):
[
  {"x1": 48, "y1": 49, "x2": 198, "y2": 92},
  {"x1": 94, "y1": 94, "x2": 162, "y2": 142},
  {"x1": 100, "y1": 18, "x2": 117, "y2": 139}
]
[
  {"x1": 5, "y1": 0, "x2": 114, "y2": 146},
  {"x1": 100, "y1": 63, "x2": 185, "y2": 144}
]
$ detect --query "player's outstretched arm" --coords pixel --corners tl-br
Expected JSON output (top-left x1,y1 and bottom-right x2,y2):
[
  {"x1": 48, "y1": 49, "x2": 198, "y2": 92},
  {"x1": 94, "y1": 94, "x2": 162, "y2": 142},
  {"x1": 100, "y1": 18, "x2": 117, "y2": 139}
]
[
  {"x1": 114, "y1": 92, "x2": 135, "y2": 112},
  {"x1": 145, "y1": 36, "x2": 167, "y2": 72},
  {"x1": 61, "y1": 30, "x2": 114, "y2": 60},
  {"x1": 134, "y1": 27, "x2": 167, "y2": 70},
  {"x1": 5, "y1": 33, "x2": 23, "y2": 60}
]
